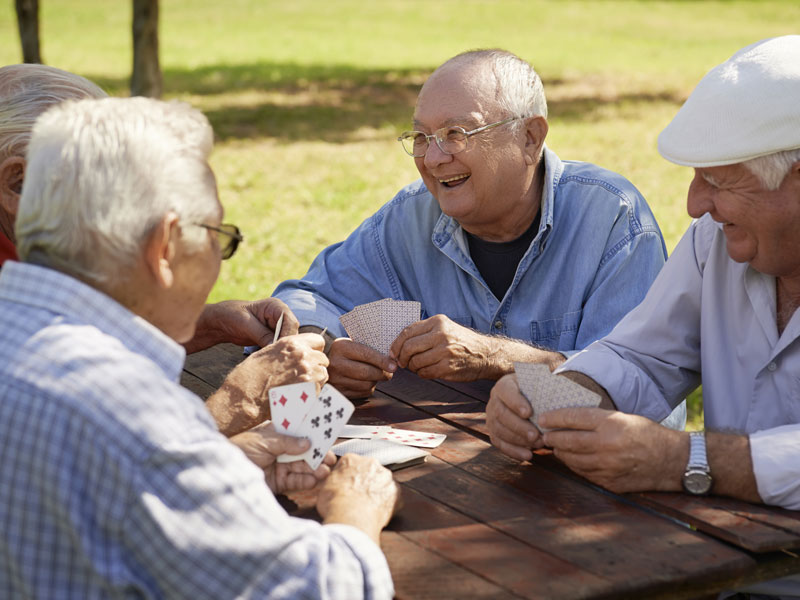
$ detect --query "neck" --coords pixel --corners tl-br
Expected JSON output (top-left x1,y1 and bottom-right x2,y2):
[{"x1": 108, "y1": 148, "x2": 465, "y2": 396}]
[
  {"x1": 776, "y1": 276, "x2": 800, "y2": 334},
  {"x1": 0, "y1": 210, "x2": 15, "y2": 244}
]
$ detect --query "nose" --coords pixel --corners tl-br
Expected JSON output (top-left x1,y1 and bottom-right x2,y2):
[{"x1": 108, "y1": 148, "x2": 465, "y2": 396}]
[
  {"x1": 421, "y1": 138, "x2": 454, "y2": 171},
  {"x1": 686, "y1": 170, "x2": 715, "y2": 219}
]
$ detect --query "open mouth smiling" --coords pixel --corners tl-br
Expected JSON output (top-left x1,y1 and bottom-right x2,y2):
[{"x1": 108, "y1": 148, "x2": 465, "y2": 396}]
[{"x1": 439, "y1": 173, "x2": 470, "y2": 188}]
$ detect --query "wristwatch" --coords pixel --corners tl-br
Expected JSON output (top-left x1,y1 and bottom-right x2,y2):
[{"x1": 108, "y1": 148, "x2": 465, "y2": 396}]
[{"x1": 682, "y1": 431, "x2": 713, "y2": 495}]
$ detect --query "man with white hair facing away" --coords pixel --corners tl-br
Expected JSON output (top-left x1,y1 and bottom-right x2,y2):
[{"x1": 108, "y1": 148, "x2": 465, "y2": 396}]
[
  {"x1": 487, "y1": 35, "x2": 800, "y2": 598},
  {"x1": 0, "y1": 97, "x2": 397, "y2": 599}
]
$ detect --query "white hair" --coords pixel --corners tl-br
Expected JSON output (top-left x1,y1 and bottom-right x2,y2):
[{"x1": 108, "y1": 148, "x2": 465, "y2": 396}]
[
  {"x1": 16, "y1": 97, "x2": 219, "y2": 285},
  {"x1": 0, "y1": 64, "x2": 107, "y2": 161},
  {"x1": 444, "y1": 49, "x2": 548, "y2": 131},
  {"x1": 743, "y1": 148, "x2": 800, "y2": 191}
]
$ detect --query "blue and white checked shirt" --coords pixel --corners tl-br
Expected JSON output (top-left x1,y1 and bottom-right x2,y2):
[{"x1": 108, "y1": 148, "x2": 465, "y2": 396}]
[{"x1": 0, "y1": 261, "x2": 393, "y2": 599}]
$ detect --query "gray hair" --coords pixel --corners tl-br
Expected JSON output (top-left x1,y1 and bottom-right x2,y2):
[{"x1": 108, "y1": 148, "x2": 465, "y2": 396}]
[
  {"x1": 0, "y1": 64, "x2": 107, "y2": 161},
  {"x1": 743, "y1": 148, "x2": 800, "y2": 191},
  {"x1": 443, "y1": 49, "x2": 548, "y2": 132},
  {"x1": 16, "y1": 97, "x2": 219, "y2": 285}
]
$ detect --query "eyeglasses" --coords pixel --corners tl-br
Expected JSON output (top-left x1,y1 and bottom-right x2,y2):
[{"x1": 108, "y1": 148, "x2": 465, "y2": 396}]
[
  {"x1": 194, "y1": 223, "x2": 243, "y2": 260},
  {"x1": 398, "y1": 116, "x2": 522, "y2": 157}
]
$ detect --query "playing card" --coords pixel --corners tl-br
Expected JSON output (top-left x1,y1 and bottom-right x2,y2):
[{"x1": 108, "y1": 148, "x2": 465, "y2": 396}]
[
  {"x1": 333, "y1": 438, "x2": 429, "y2": 470},
  {"x1": 339, "y1": 424, "x2": 392, "y2": 438},
  {"x1": 339, "y1": 298, "x2": 421, "y2": 355},
  {"x1": 268, "y1": 381, "x2": 316, "y2": 435},
  {"x1": 514, "y1": 362, "x2": 601, "y2": 432},
  {"x1": 372, "y1": 427, "x2": 446, "y2": 448},
  {"x1": 272, "y1": 312, "x2": 285, "y2": 344},
  {"x1": 278, "y1": 384, "x2": 355, "y2": 470}
]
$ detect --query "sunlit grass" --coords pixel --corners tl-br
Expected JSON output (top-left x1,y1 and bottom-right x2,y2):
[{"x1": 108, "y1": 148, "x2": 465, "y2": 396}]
[{"x1": 3, "y1": 0, "x2": 797, "y2": 429}]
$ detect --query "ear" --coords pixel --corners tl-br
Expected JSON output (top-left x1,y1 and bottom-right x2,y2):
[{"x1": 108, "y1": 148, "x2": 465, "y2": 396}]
[
  {"x1": 523, "y1": 116, "x2": 549, "y2": 166},
  {"x1": 0, "y1": 155, "x2": 25, "y2": 217},
  {"x1": 142, "y1": 212, "x2": 180, "y2": 289}
]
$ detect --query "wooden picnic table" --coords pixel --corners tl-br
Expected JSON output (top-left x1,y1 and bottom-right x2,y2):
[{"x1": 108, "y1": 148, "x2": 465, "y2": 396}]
[{"x1": 183, "y1": 344, "x2": 800, "y2": 600}]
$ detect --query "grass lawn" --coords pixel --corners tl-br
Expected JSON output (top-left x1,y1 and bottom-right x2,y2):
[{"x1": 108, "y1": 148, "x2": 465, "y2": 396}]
[{"x1": 2, "y1": 0, "x2": 798, "y2": 427}]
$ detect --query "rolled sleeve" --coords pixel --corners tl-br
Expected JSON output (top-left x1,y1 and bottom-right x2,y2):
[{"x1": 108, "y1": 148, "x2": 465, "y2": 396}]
[{"x1": 750, "y1": 425, "x2": 800, "y2": 510}]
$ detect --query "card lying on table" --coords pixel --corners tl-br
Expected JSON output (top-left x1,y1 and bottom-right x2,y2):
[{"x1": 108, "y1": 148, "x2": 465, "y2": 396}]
[
  {"x1": 338, "y1": 424, "x2": 446, "y2": 448},
  {"x1": 339, "y1": 298, "x2": 421, "y2": 355},
  {"x1": 271, "y1": 383, "x2": 355, "y2": 470},
  {"x1": 514, "y1": 362, "x2": 601, "y2": 432},
  {"x1": 333, "y1": 438, "x2": 429, "y2": 471}
]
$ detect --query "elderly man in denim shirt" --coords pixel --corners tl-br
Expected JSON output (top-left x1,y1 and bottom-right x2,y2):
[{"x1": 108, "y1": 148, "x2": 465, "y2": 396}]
[{"x1": 274, "y1": 49, "x2": 672, "y2": 406}]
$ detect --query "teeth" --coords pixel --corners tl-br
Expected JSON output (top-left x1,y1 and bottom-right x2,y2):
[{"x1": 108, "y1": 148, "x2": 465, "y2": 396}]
[{"x1": 439, "y1": 174, "x2": 469, "y2": 184}]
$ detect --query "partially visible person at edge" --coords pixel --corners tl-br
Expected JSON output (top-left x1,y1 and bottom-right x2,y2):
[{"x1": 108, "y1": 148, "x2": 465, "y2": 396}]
[
  {"x1": 272, "y1": 49, "x2": 685, "y2": 428},
  {"x1": 0, "y1": 96, "x2": 398, "y2": 599},
  {"x1": 0, "y1": 63, "x2": 326, "y2": 436},
  {"x1": 487, "y1": 35, "x2": 800, "y2": 599}
]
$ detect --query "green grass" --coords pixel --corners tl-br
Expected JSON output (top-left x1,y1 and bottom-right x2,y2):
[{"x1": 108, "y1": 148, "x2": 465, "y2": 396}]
[{"x1": 3, "y1": 0, "x2": 798, "y2": 428}]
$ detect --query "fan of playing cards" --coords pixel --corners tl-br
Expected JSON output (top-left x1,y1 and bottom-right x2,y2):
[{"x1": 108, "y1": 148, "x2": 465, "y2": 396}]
[
  {"x1": 514, "y1": 362, "x2": 601, "y2": 432},
  {"x1": 339, "y1": 298, "x2": 421, "y2": 355},
  {"x1": 270, "y1": 382, "x2": 355, "y2": 470}
]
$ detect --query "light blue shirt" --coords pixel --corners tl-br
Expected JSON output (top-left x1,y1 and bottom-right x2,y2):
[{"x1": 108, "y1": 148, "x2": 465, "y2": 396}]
[
  {"x1": 0, "y1": 261, "x2": 393, "y2": 600},
  {"x1": 274, "y1": 147, "x2": 667, "y2": 356}
]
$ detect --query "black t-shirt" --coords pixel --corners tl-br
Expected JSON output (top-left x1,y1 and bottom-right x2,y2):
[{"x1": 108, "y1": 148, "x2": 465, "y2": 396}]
[{"x1": 465, "y1": 211, "x2": 541, "y2": 301}]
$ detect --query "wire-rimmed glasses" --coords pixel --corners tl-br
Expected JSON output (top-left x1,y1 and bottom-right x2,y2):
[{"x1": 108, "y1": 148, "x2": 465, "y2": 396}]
[
  {"x1": 397, "y1": 116, "x2": 522, "y2": 157},
  {"x1": 194, "y1": 223, "x2": 243, "y2": 260}
]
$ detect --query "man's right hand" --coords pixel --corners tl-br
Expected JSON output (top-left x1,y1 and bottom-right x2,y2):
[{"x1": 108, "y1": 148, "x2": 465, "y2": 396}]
[
  {"x1": 207, "y1": 333, "x2": 329, "y2": 437},
  {"x1": 486, "y1": 373, "x2": 544, "y2": 461},
  {"x1": 316, "y1": 454, "x2": 400, "y2": 545},
  {"x1": 327, "y1": 338, "x2": 396, "y2": 398}
]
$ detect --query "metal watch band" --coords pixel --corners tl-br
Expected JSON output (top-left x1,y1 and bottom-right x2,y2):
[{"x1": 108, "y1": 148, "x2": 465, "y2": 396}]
[{"x1": 687, "y1": 431, "x2": 709, "y2": 470}]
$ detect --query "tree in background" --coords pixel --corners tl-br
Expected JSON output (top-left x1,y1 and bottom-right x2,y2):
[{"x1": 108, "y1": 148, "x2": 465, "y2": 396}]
[
  {"x1": 15, "y1": 0, "x2": 42, "y2": 64},
  {"x1": 131, "y1": 0, "x2": 162, "y2": 98},
  {"x1": 13, "y1": 0, "x2": 163, "y2": 98}
]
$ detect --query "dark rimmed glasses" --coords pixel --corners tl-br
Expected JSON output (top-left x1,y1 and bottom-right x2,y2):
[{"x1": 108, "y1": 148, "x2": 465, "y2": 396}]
[
  {"x1": 194, "y1": 223, "x2": 243, "y2": 260},
  {"x1": 398, "y1": 116, "x2": 522, "y2": 157}
]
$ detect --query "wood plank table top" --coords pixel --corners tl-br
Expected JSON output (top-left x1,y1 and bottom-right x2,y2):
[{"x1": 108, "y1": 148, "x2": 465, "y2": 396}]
[{"x1": 183, "y1": 344, "x2": 800, "y2": 600}]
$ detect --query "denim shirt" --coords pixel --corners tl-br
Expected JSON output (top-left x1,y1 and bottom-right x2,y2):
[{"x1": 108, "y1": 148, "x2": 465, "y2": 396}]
[{"x1": 273, "y1": 147, "x2": 667, "y2": 356}]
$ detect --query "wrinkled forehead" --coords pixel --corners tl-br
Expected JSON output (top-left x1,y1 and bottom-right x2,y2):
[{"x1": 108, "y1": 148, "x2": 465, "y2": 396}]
[{"x1": 413, "y1": 61, "x2": 500, "y2": 129}]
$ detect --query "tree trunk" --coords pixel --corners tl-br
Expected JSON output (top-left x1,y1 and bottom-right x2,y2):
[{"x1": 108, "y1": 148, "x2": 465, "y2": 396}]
[
  {"x1": 15, "y1": 0, "x2": 42, "y2": 64},
  {"x1": 130, "y1": 0, "x2": 162, "y2": 98}
]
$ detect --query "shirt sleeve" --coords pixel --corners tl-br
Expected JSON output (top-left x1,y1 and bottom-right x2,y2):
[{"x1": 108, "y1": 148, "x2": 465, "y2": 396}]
[
  {"x1": 123, "y1": 428, "x2": 393, "y2": 600},
  {"x1": 272, "y1": 209, "x2": 401, "y2": 338},
  {"x1": 750, "y1": 424, "x2": 800, "y2": 510},
  {"x1": 559, "y1": 220, "x2": 707, "y2": 421}
]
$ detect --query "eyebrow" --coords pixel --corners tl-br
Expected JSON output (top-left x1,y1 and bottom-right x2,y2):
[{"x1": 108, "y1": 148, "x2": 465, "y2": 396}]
[
  {"x1": 700, "y1": 172, "x2": 721, "y2": 187},
  {"x1": 412, "y1": 116, "x2": 483, "y2": 131}
]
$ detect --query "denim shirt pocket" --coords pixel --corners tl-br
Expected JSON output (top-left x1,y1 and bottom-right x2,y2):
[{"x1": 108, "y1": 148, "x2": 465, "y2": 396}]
[
  {"x1": 450, "y1": 315, "x2": 475, "y2": 328},
  {"x1": 529, "y1": 309, "x2": 582, "y2": 351}
]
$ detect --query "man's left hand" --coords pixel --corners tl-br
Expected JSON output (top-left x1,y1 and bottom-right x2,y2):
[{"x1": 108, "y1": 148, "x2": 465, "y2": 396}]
[
  {"x1": 185, "y1": 298, "x2": 300, "y2": 354},
  {"x1": 540, "y1": 408, "x2": 685, "y2": 494},
  {"x1": 390, "y1": 314, "x2": 495, "y2": 380},
  {"x1": 230, "y1": 421, "x2": 335, "y2": 494}
]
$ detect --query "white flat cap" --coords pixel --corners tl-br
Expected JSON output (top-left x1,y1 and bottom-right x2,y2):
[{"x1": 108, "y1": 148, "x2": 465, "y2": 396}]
[{"x1": 658, "y1": 35, "x2": 800, "y2": 167}]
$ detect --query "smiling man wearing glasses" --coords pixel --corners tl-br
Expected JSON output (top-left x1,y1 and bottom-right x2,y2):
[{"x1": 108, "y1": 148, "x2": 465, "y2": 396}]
[{"x1": 274, "y1": 49, "x2": 681, "y2": 425}]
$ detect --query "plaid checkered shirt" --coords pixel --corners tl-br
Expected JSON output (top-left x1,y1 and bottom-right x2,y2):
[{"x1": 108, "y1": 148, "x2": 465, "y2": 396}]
[{"x1": 0, "y1": 261, "x2": 393, "y2": 599}]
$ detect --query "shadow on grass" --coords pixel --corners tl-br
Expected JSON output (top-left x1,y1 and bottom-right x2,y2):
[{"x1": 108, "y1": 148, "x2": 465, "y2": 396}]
[{"x1": 86, "y1": 61, "x2": 685, "y2": 143}]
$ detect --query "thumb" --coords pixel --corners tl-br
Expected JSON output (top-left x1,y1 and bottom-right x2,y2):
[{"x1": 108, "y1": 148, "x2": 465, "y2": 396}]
[{"x1": 277, "y1": 434, "x2": 311, "y2": 456}]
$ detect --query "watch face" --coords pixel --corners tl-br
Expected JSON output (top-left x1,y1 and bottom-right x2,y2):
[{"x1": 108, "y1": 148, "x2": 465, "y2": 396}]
[{"x1": 684, "y1": 470, "x2": 713, "y2": 495}]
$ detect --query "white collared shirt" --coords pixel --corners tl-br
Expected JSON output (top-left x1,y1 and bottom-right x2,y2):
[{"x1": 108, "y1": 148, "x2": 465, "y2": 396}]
[{"x1": 562, "y1": 214, "x2": 800, "y2": 510}]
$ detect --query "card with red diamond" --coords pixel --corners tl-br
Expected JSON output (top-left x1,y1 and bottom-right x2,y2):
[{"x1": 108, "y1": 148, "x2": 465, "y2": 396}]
[{"x1": 268, "y1": 382, "x2": 316, "y2": 435}]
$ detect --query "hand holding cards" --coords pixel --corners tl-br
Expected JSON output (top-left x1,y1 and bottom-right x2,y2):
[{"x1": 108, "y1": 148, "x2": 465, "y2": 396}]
[
  {"x1": 513, "y1": 362, "x2": 600, "y2": 432},
  {"x1": 269, "y1": 382, "x2": 355, "y2": 469},
  {"x1": 339, "y1": 298, "x2": 421, "y2": 355}
]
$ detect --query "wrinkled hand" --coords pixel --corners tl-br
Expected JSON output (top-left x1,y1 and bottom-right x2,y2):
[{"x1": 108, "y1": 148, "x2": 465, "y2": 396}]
[
  {"x1": 187, "y1": 298, "x2": 300, "y2": 353},
  {"x1": 317, "y1": 454, "x2": 401, "y2": 543},
  {"x1": 208, "y1": 333, "x2": 329, "y2": 436},
  {"x1": 390, "y1": 314, "x2": 494, "y2": 381},
  {"x1": 230, "y1": 421, "x2": 335, "y2": 494},
  {"x1": 540, "y1": 408, "x2": 685, "y2": 494},
  {"x1": 327, "y1": 338, "x2": 396, "y2": 399},
  {"x1": 487, "y1": 374, "x2": 544, "y2": 461}
]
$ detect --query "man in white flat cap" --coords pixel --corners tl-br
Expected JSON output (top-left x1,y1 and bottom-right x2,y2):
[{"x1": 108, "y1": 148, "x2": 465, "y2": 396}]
[{"x1": 487, "y1": 33, "x2": 800, "y2": 562}]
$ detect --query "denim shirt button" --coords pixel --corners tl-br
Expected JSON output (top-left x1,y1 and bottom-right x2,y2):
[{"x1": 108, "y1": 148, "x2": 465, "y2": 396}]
[
  {"x1": 767, "y1": 361, "x2": 778, "y2": 372},
  {"x1": 494, "y1": 320, "x2": 503, "y2": 329}
]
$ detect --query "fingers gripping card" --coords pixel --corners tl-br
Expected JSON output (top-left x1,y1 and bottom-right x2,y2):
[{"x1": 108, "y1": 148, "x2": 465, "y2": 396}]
[
  {"x1": 277, "y1": 384, "x2": 355, "y2": 470},
  {"x1": 513, "y1": 362, "x2": 601, "y2": 432}
]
